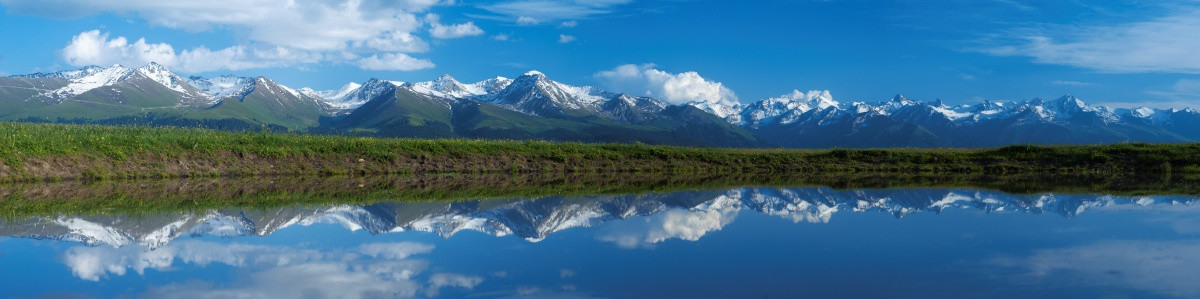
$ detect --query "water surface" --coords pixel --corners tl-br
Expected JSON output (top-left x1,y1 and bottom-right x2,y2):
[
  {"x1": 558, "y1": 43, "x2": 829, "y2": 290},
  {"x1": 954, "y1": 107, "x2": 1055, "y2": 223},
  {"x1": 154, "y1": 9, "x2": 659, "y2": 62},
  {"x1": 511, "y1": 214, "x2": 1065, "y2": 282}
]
[{"x1": 2, "y1": 187, "x2": 1199, "y2": 298}]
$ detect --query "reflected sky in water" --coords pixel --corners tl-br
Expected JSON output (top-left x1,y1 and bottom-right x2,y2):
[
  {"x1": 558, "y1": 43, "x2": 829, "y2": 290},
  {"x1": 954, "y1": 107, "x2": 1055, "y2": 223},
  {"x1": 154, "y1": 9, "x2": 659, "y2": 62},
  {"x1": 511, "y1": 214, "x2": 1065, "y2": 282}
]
[{"x1": 2, "y1": 187, "x2": 1200, "y2": 298}]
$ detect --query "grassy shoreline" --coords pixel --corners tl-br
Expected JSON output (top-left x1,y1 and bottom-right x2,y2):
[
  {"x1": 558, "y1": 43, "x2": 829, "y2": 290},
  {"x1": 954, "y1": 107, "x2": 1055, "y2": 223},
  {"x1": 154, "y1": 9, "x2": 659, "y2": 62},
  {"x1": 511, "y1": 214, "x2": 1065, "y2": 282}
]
[{"x1": 2, "y1": 122, "x2": 1200, "y2": 182}]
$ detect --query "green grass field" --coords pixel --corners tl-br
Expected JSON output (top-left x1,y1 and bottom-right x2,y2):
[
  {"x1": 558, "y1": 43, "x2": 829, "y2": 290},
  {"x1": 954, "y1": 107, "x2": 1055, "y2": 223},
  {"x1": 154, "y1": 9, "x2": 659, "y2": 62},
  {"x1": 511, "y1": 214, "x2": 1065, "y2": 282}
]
[{"x1": 1, "y1": 121, "x2": 1199, "y2": 182}]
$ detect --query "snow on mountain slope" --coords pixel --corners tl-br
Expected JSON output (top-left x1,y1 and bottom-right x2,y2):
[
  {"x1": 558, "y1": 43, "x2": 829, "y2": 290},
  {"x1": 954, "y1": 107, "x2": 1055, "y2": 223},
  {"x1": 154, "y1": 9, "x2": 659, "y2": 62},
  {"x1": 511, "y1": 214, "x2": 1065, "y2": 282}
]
[
  {"x1": 43, "y1": 64, "x2": 135, "y2": 99},
  {"x1": 298, "y1": 82, "x2": 361, "y2": 101},
  {"x1": 36, "y1": 63, "x2": 205, "y2": 104},
  {"x1": 53, "y1": 217, "x2": 134, "y2": 247},
  {"x1": 135, "y1": 62, "x2": 191, "y2": 95},
  {"x1": 13, "y1": 65, "x2": 107, "y2": 79},
  {"x1": 685, "y1": 98, "x2": 742, "y2": 122},
  {"x1": 325, "y1": 78, "x2": 400, "y2": 110},
  {"x1": 479, "y1": 71, "x2": 611, "y2": 114},
  {"x1": 469, "y1": 76, "x2": 513, "y2": 94},
  {"x1": 405, "y1": 74, "x2": 484, "y2": 98},
  {"x1": 187, "y1": 76, "x2": 255, "y2": 103},
  {"x1": 738, "y1": 89, "x2": 838, "y2": 127}
]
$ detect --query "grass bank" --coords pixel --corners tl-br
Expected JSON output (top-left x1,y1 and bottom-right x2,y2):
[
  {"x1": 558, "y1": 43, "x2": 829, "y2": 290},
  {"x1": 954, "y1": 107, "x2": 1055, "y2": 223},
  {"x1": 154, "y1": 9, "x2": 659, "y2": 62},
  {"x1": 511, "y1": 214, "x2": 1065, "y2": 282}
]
[{"x1": 1, "y1": 122, "x2": 1200, "y2": 182}]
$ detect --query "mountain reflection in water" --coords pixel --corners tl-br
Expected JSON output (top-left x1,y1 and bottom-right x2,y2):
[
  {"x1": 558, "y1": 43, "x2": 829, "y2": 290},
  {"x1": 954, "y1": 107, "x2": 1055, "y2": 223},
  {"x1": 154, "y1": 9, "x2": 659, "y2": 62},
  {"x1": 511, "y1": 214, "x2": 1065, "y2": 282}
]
[
  {"x1": 2, "y1": 187, "x2": 1199, "y2": 298},
  {"x1": 7, "y1": 187, "x2": 1195, "y2": 248}
]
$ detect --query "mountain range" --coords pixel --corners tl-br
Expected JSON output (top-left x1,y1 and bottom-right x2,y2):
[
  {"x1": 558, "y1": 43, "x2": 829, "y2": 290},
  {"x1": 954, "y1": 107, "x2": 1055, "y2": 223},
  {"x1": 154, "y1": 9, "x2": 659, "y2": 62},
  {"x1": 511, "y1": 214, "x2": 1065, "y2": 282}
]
[
  {"x1": 3, "y1": 63, "x2": 1199, "y2": 148},
  {"x1": 4, "y1": 187, "x2": 1194, "y2": 249}
]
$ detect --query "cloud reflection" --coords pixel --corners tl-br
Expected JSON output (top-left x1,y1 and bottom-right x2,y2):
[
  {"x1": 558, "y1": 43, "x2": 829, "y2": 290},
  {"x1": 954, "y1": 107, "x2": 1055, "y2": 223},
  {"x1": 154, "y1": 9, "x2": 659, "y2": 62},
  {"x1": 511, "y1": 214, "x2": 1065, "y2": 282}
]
[
  {"x1": 62, "y1": 241, "x2": 482, "y2": 298},
  {"x1": 995, "y1": 240, "x2": 1200, "y2": 297},
  {"x1": 596, "y1": 196, "x2": 739, "y2": 249}
]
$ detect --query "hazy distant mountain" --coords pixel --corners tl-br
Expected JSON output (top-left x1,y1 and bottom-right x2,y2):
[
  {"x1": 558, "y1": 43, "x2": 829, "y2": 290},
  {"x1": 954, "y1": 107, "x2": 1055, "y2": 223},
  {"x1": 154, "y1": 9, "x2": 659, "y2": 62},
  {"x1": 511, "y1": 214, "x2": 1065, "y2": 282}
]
[
  {"x1": 4, "y1": 64, "x2": 1199, "y2": 147},
  {"x1": 732, "y1": 93, "x2": 1200, "y2": 148}
]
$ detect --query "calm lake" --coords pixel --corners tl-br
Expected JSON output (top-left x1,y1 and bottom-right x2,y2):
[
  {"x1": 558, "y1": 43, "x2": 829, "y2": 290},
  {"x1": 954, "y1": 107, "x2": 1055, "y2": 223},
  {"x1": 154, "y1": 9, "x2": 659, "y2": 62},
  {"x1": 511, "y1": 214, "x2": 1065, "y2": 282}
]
[{"x1": 2, "y1": 186, "x2": 1199, "y2": 298}]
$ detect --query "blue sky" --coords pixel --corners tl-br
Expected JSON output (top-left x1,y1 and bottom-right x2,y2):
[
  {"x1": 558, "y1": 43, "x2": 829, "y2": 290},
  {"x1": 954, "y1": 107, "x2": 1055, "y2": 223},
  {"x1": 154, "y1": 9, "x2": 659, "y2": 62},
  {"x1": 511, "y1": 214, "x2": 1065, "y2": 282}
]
[{"x1": 1, "y1": 0, "x2": 1199, "y2": 108}]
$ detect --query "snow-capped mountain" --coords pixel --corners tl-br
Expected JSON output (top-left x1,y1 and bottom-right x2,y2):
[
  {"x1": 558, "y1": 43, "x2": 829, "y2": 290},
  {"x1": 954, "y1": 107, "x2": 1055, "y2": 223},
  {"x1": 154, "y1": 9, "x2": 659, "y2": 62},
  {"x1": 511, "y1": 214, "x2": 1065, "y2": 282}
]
[
  {"x1": 324, "y1": 78, "x2": 402, "y2": 110},
  {"x1": 306, "y1": 70, "x2": 757, "y2": 146},
  {"x1": 3, "y1": 187, "x2": 1194, "y2": 248},
  {"x1": 35, "y1": 63, "x2": 210, "y2": 105},
  {"x1": 403, "y1": 74, "x2": 499, "y2": 99},
  {"x1": 737, "y1": 89, "x2": 837, "y2": 128},
  {"x1": 5, "y1": 63, "x2": 1200, "y2": 147},
  {"x1": 476, "y1": 70, "x2": 613, "y2": 116},
  {"x1": 733, "y1": 91, "x2": 1200, "y2": 147},
  {"x1": 0, "y1": 63, "x2": 331, "y2": 130},
  {"x1": 42, "y1": 64, "x2": 136, "y2": 99}
]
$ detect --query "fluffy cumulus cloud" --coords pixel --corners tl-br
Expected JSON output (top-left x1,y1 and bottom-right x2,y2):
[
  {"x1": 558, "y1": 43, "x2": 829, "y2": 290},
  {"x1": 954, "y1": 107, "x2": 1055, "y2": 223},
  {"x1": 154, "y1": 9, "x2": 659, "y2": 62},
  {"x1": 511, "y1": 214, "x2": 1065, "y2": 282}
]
[
  {"x1": 426, "y1": 14, "x2": 485, "y2": 39},
  {"x1": 594, "y1": 63, "x2": 739, "y2": 106},
  {"x1": 60, "y1": 31, "x2": 326, "y2": 72},
  {"x1": 60, "y1": 30, "x2": 177, "y2": 67},
  {"x1": 979, "y1": 7, "x2": 1200, "y2": 73},
  {"x1": 557, "y1": 34, "x2": 576, "y2": 43},
  {"x1": 62, "y1": 240, "x2": 485, "y2": 298},
  {"x1": 4, "y1": 0, "x2": 483, "y2": 72}
]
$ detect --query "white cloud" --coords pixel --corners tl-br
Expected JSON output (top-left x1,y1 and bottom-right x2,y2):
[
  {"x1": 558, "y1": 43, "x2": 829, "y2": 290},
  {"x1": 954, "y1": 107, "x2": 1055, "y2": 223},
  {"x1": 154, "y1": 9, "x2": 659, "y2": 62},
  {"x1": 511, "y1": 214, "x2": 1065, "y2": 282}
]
[
  {"x1": 60, "y1": 30, "x2": 177, "y2": 68},
  {"x1": 517, "y1": 16, "x2": 540, "y2": 25},
  {"x1": 559, "y1": 20, "x2": 578, "y2": 27},
  {"x1": 6, "y1": 0, "x2": 433, "y2": 51},
  {"x1": 359, "y1": 31, "x2": 430, "y2": 53},
  {"x1": 426, "y1": 14, "x2": 484, "y2": 39},
  {"x1": 482, "y1": 0, "x2": 631, "y2": 23},
  {"x1": 594, "y1": 63, "x2": 740, "y2": 106},
  {"x1": 11, "y1": 1, "x2": 450, "y2": 72},
  {"x1": 979, "y1": 7, "x2": 1200, "y2": 73},
  {"x1": 60, "y1": 30, "x2": 326, "y2": 72},
  {"x1": 492, "y1": 34, "x2": 511, "y2": 41},
  {"x1": 177, "y1": 45, "x2": 323, "y2": 72},
  {"x1": 558, "y1": 34, "x2": 576, "y2": 43},
  {"x1": 357, "y1": 53, "x2": 437, "y2": 71}
]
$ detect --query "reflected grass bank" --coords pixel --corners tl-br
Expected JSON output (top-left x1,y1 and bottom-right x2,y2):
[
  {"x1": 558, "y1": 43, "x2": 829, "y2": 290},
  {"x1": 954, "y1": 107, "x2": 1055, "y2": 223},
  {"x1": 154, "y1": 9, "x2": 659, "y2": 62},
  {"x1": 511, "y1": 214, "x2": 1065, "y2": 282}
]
[{"x1": 3, "y1": 171, "x2": 1199, "y2": 219}]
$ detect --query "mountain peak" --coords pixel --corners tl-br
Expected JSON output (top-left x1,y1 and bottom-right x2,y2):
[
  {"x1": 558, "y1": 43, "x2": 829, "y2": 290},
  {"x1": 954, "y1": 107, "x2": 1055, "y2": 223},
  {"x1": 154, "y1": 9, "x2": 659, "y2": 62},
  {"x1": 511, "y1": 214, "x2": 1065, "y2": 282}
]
[
  {"x1": 523, "y1": 70, "x2": 546, "y2": 77},
  {"x1": 363, "y1": 77, "x2": 396, "y2": 86},
  {"x1": 1053, "y1": 94, "x2": 1083, "y2": 104},
  {"x1": 435, "y1": 73, "x2": 458, "y2": 82},
  {"x1": 142, "y1": 61, "x2": 168, "y2": 70},
  {"x1": 890, "y1": 94, "x2": 910, "y2": 103}
]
